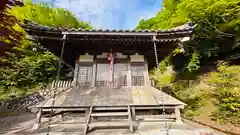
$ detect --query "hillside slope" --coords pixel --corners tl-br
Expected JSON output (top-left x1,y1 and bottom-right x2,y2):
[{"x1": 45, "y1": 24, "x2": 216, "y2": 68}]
[{"x1": 152, "y1": 62, "x2": 240, "y2": 134}]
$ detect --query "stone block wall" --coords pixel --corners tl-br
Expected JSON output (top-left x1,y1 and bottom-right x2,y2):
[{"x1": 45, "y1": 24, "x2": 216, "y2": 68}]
[
  {"x1": 0, "y1": 93, "x2": 44, "y2": 111},
  {"x1": 0, "y1": 80, "x2": 72, "y2": 112}
]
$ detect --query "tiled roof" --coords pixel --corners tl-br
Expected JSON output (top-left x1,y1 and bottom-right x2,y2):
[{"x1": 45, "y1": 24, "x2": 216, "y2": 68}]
[{"x1": 23, "y1": 20, "x2": 195, "y2": 35}]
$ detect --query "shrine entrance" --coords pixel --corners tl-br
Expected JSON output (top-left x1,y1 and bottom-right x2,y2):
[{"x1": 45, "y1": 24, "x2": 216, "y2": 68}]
[
  {"x1": 76, "y1": 52, "x2": 148, "y2": 88},
  {"x1": 95, "y1": 61, "x2": 129, "y2": 88}
]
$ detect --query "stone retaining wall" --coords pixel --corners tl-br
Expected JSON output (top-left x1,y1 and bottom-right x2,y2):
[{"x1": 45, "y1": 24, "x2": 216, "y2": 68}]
[
  {"x1": 0, "y1": 80, "x2": 72, "y2": 112},
  {"x1": 0, "y1": 93, "x2": 44, "y2": 111}
]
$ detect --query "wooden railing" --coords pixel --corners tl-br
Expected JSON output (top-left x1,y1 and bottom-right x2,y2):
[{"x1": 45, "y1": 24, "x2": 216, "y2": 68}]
[
  {"x1": 40, "y1": 80, "x2": 73, "y2": 98},
  {"x1": 51, "y1": 80, "x2": 72, "y2": 89}
]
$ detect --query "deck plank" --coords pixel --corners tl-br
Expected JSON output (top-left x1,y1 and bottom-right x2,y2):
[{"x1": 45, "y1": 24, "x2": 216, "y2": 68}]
[
  {"x1": 131, "y1": 86, "x2": 158, "y2": 105},
  {"x1": 131, "y1": 87, "x2": 141, "y2": 105},
  {"x1": 61, "y1": 87, "x2": 134, "y2": 106},
  {"x1": 39, "y1": 86, "x2": 185, "y2": 107}
]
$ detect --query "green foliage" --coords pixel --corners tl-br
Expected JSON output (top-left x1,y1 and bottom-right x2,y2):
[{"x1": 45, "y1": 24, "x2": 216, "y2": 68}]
[
  {"x1": 207, "y1": 61, "x2": 240, "y2": 87},
  {"x1": 172, "y1": 61, "x2": 240, "y2": 122},
  {"x1": 206, "y1": 61, "x2": 240, "y2": 124},
  {"x1": 212, "y1": 88, "x2": 240, "y2": 124},
  {"x1": 150, "y1": 66, "x2": 176, "y2": 87},
  {"x1": 159, "y1": 55, "x2": 172, "y2": 73},
  {"x1": 187, "y1": 52, "x2": 201, "y2": 72},
  {"x1": 140, "y1": 0, "x2": 240, "y2": 123},
  {"x1": 0, "y1": 1, "x2": 24, "y2": 58},
  {"x1": 172, "y1": 80, "x2": 206, "y2": 118},
  {"x1": 8, "y1": 0, "x2": 92, "y2": 29},
  {"x1": 0, "y1": 1, "x2": 92, "y2": 98},
  {"x1": 137, "y1": 0, "x2": 240, "y2": 72},
  {"x1": 0, "y1": 47, "x2": 58, "y2": 91}
]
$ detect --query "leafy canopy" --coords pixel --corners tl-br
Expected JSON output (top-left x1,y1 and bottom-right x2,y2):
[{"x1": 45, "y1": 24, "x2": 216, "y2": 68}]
[
  {"x1": 139, "y1": 0, "x2": 240, "y2": 124},
  {"x1": 1, "y1": 1, "x2": 92, "y2": 96},
  {"x1": 137, "y1": 0, "x2": 240, "y2": 72},
  {"x1": 8, "y1": 0, "x2": 92, "y2": 29}
]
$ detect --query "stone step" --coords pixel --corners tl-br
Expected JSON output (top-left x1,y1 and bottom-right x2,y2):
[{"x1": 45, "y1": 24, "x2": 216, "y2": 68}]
[
  {"x1": 91, "y1": 112, "x2": 129, "y2": 117},
  {"x1": 89, "y1": 121, "x2": 131, "y2": 127}
]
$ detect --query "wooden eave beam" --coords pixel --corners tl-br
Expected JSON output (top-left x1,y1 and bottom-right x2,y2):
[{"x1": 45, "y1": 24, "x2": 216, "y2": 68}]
[
  {"x1": 62, "y1": 30, "x2": 192, "y2": 36},
  {"x1": 28, "y1": 35, "x2": 183, "y2": 44}
]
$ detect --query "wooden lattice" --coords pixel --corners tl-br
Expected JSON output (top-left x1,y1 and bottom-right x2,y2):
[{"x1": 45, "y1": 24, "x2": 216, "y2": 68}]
[
  {"x1": 131, "y1": 63, "x2": 145, "y2": 86},
  {"x1": 78, "y1": 64, "x2": 93, "y2": 87}
]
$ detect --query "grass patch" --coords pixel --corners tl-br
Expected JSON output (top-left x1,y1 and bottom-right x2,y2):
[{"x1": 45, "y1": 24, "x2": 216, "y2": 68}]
[
  {"x1": 152, "y1": 60, "x2": 240, "y2": 124},
  {"x1": 0, "y1": 111, "x2": 20, "y2": 117}
]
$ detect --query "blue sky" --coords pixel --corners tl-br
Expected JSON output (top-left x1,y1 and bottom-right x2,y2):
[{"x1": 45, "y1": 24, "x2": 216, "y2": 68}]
[{"x1": 33, "y1": 0, "x2": 162, "y2": 29}]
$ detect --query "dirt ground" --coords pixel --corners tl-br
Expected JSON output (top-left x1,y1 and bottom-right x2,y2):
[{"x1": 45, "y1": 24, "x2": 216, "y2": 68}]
[
  {"x1": 0, "y1": 111, "x2": 226, "y2": 135},
  {"x1": 0, "y1": 112, "x2": 36, "y2": 135}
]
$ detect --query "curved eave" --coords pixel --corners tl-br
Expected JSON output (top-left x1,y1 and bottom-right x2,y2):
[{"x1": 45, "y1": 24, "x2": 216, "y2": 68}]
[
  {"x1": 61, "y1": 30, "x2": 193, "y2": 36},
  {"x1": 22, "y1": 21, "x2": 195, "y2": 38}
]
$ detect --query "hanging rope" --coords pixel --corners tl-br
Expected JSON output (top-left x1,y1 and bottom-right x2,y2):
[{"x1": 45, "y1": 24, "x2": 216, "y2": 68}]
[
  {"x1": 152, "y1": 35, "x2": 169, "y2": 135},
  {"x1": 153, "y1": 36, "x2": 159, "y2": 67},
  {"x1": 46, "y1": 34, "x2": 66, "y2": 135}
]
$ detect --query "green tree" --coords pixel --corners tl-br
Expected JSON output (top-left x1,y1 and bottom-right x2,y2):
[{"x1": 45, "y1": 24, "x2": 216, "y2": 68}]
[
  {"x1": 138, "y1": 0, "x2": 240, "y2": 124},
  {"x1": 0, "y1": 0, "x2": 92, "y2": 96},
  {"x1": 137, "y1": 0, "x2": 240, "y2": 72},
  {"x1": 8, "y1": 0, "x2": 92, "y2": 29},
  {"x1": 0, "y1": 0, "x2": 23, "y2": 58}
]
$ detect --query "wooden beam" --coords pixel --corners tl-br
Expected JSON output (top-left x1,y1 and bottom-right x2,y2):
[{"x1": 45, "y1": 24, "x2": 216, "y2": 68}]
[
  {"x1": 37, "y1": 105, "x2": 183, "y2": 109},
  {"x1": 131, "y1": 106, "x2": 136, "y2": 121},
  {"x1": 84, "y1": 106, "x2": 93, "y2": 135},
  {"x1": 91, "y1": 60, "x2": 97, "y2": 87},
  {"x1": 128, "y1": 105, "x2": 134, "y2": 133},
  {"x1": 62, "y1": 30, "x2": 192, "y2": 36},
  {"x1": 35, "y1": 109, "x2": 42, "y2": 129},
  {"x1": 174, "y1": 107, "x2": 182, "y2": 124}
]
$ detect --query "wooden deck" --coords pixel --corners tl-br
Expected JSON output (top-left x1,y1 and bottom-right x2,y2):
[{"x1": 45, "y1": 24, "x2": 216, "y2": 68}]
[
  {"x1": 36, "y1": 86, "x2": 185, "y2": 108},
  {"x1": 34, "y1": 86, "x2": 185, "y2": 134}
]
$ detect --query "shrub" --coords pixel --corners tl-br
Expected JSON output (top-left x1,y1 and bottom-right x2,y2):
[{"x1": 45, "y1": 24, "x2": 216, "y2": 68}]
[
  {"x1": 172, "y1": 81, "x2": 206, "y2": 117},
  {"x1": 211, "y1": 88, "x2": 240, "y2": 124},
  {"x1": 206, "y1": 61, "x2": 240, "y2": 124},
  {"x1": 150, "y1": 66, "x2": 176, "y2": 87}
]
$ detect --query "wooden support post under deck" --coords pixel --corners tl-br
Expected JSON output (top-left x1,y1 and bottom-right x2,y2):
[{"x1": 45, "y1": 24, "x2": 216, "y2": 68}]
[
  {"x1": 131, "y1": 106, "x2": 136, "y2": 121},
  {"x1": 174, "y1": 107, "x2": 182, "y2": 124},
  {"x1": 35, "y1": 109, "x2": 42, "y2": 129},
  {"x1": 128, "y1": 105, "x2": 134, "y2": 133},
  {"x1": 84, "y1": 106, "x2": 93, "y2": 135},
  {"x1": 85, "y1": 108, "x2": 90, "y2": 122},
  {"x1": 60, "y1": 111, "x2": 64, "y2": 121}
]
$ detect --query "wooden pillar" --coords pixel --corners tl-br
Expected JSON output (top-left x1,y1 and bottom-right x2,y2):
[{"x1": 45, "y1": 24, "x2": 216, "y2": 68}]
[
  {"x1": 174, "y1": 107, "x2": 182, "y2": 124},
  {"x1": 85, "y1": 108, "x2": 90, "y2": 122},
  {"x1": 35, "y1": 109, "x2": 42, "y2": 129},
  {"x1": 144, "y1": 59, "x2": 149, "y2": 86},
  {"x1": 91, "y1": 59, "x2": 97, "y2": 87},
  {"x1": 60, "y1": 111, "x2": 64, "y2": 121},
  {"x1": 72, "y1": 59, "x2": 79, "y2": 87},
  {"x1": 131, "y1": 106, "x2": 136, "y2": 121},
  {"x1": 127, "y1": 58, "x2": 131, "y2": 86},
  {"x1": 128, "y1": 106, "x2": 134, "y2": 133}
]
